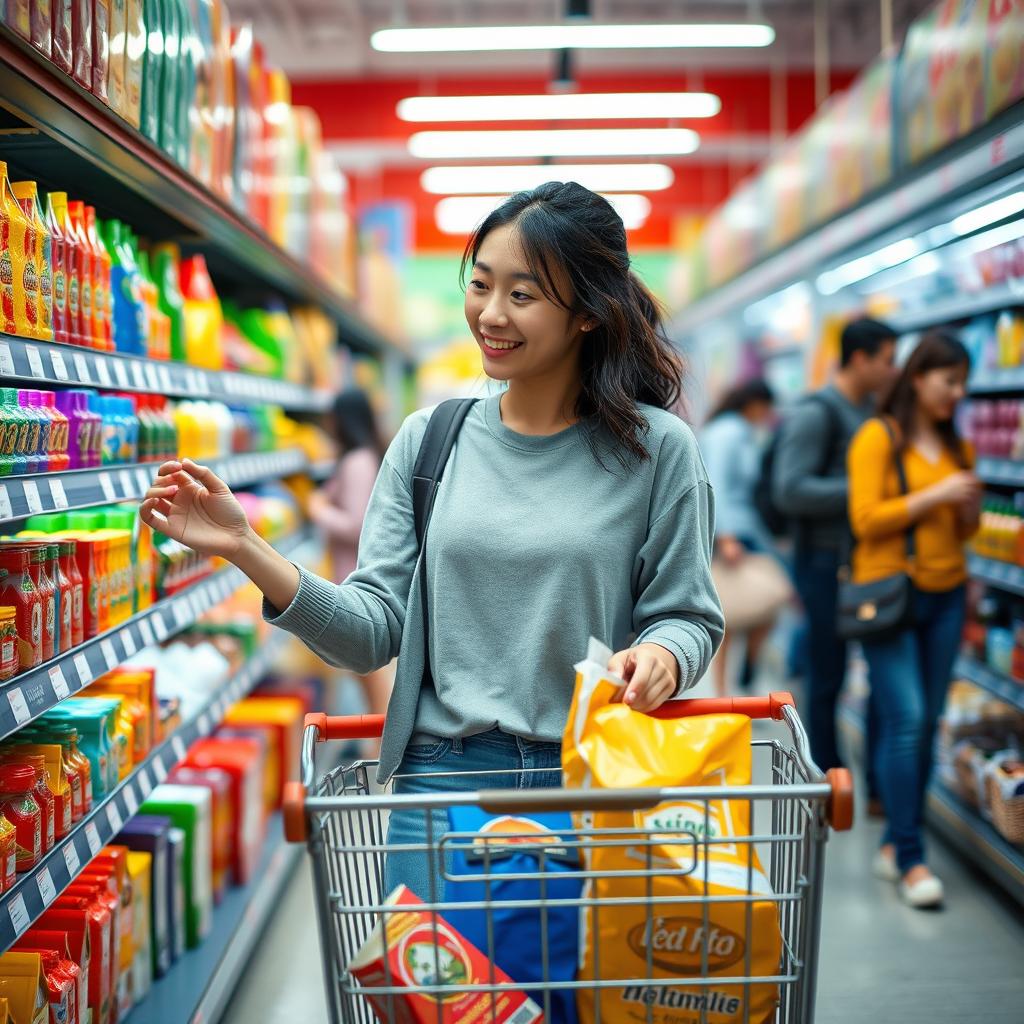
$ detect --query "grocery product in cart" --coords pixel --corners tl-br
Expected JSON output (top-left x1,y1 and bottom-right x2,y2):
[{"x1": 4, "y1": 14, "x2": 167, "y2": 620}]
[
  {"x1": 564, "y1": 642, "x2": 781, "y2": 1024},
  {"x1": 349, "y1": 884, "x2": 543, "y2": 1024}
]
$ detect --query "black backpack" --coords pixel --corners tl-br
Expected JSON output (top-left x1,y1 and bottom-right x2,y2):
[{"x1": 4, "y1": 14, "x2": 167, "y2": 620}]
[
  {"x1": 410, "y1": 398, "x2": 478, "y2": 687},
  {"x1": 753, "y1": 394, "x2": 842, "y2": 537}
]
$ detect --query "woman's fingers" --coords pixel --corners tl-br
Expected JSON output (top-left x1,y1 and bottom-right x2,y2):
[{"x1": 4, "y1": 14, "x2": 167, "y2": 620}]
[
  {"x1": 182, "y1": 459, "x2": 230, "y2": 494},
  {"x1": 145, "y1": 484, "x2": 179, "y2": 501}
]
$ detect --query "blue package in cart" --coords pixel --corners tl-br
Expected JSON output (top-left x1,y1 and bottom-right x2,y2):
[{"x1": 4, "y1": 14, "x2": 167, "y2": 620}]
[{"x1": 444, "y1": 806, "x2": 581, "y2": 1024}]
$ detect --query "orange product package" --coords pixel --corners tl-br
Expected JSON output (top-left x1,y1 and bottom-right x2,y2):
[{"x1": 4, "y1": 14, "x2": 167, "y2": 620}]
[
  {"x1": 350, "y1": 885, "x2": 543, "y2": 1024},
  {"x1": 562, "y1": 640, "x2": 782, "y2": 1024}
]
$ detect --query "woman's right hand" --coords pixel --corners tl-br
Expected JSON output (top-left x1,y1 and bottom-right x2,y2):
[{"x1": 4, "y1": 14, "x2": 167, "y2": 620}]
[
  {"x1": 140, "y1": 459, "x2": 252, "y2": 559},
  {"x1": 931, "y1": 470, "x2": 981, "y2": 507}
]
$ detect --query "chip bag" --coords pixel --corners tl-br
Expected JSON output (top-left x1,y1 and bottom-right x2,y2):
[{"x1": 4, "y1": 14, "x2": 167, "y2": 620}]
[{"x1": 562, "y1": 640, "x2": 781, "y2": 1024}]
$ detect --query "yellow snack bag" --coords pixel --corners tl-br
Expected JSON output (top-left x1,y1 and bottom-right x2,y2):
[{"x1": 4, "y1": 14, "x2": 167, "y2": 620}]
[{"x1": 563, "y1": 640, "x2": 781, "y2": 1024}]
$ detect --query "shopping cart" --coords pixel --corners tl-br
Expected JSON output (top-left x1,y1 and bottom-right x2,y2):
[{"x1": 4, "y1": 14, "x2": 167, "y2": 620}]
[{"x1": 283, "y1": 693, "x2": 853, "y2": 1024}]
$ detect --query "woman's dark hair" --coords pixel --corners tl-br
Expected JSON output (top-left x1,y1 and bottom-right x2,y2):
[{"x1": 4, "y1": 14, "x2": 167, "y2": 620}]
[
  {"x1": 879, "y1": 330, "x2": 971, "y2": 467},
  {"x1": 460, "y1": 181, "x2": 685, "y2": 464},
  {"x1": 331, "y1": 389, "x2": 384, "y2": 459},
  {"x1": 707, "y1": 379, "x2": 775, "y2": 422}
]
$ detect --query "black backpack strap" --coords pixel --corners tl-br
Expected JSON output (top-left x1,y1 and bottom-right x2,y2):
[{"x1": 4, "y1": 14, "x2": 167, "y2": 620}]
[{"x1": 411, "y1": 398, "x2": 477, "y2": 690}]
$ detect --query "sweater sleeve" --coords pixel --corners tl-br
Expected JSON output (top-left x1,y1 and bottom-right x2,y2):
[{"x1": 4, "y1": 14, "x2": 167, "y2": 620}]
[
  {"x1": 772, "y1": 400, "x2": 848, "y2": 517},
  {"x1": 848, "y1": 419, "x2": 912, "y2": 541},
  {"x1": 261, "y1": 414, "x2": 427, "y2": 674},
  {"x1": 631, "y1": 479, "x2": 726, "y2": 693}
]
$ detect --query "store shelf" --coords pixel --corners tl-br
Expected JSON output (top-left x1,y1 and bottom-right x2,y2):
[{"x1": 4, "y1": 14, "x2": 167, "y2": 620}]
[
  {"x1": 0, "y1": 529, "x2": 311, "y2": 743},
  {"x1": 967, "y1": 554, "x2": 1024, "y2": 597},
  {"x1": 970, "y1": 367, "x2": 1024, "y2": 395},
  {"x1": 0, "y1": 447, "x2": 307, "y2": 524},
  {"x1": 0, "y1": 628, "x2": 292, "y2": 952},
  {"x1": 0, "y1": 335, "x2": 332, "y2": 412},
  {"x1": 975, "y1": 456, "x2": 1024, "y2": 487},
  {"x1": 955, "y1": 655, "x2": 1024, "y2": 714},
  {"x1": 888, "y1": 281, "x2": 1024, "y2": 336},
  {"x1": 124, "y1": 810, "x2": 302, "y2": 1024},
  {"x1": 0, "y1": 26, "x2": 400, "y2": 360},
  {"x1": 926, "y1": 781, "x2": 1024, "y2": 907}
]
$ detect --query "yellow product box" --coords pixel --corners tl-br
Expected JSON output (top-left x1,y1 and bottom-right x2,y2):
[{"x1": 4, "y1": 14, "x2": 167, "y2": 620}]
[
  {"x1": 126, "y1": 852, "x2": 153, "y2": 1003},
  {"x1": 0, "y1": 953, "x2": 48, "y2": 1024}
]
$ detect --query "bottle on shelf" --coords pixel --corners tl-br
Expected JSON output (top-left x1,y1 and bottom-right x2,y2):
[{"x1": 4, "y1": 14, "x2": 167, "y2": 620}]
[
  {"x1": 67, "y1": 201, "x2": 98, "y2": 349},
  {"x1": 84, "y1": 205, "x2": 112, "y2": 351},
  {"x1": 180, "y1": 254, "x2": 224, "y2": 369},
  {"x1": 137, "y1": 248, "x2": 170, "y2": 360},
  {"x1": 103, "y1": 219, "x2": 145, "y2": 355},
  {"x1": 152, "y1": 242, "x2": 186, "y2": 361},
  {"x1": 43, "y1": 192, "x2": 70, "y2": 345},
  {"x1": 17, "y1": 391, "x2": 49, "y2": 473},
  {"x1": 11, "y1": 181, "x2": 53, "y2": 343},
  {"x1": 42, "y1": 392, "x2": 71, "y2": 472},
  {"x1": 0, "y1": 162, "x2": 33, "y2": 339}
]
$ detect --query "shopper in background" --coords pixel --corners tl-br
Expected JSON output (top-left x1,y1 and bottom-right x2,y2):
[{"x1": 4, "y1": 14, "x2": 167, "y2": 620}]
[
  {"x1": 307, "y1": 389, "x2": 393, "y2": 732},
  {"x1": 772, "y1": 318, "x2": 897, "y2": 806},
  {"x1": 140, "y1": 181, "x2": 725, "y2": 899},
  {"x1": 701, "y1": 379, "x2": 791, "y2": 697},
  {"x1": 848, "y1": 331, "x2": 980, "y2": 908}
]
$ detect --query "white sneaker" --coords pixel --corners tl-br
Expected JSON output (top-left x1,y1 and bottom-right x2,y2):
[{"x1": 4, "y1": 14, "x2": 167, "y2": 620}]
[
  {"x1": 899, "y1": 873, "x2": 945, "y2": 908},
  {"x1": 872, "y1": 848, "x2": 900, "y2": 882}
]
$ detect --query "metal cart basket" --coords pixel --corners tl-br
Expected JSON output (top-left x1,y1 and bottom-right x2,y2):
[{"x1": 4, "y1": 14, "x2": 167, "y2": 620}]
[{"x1": 283, "y1": 693, "x2": 853, "y2": 1024}]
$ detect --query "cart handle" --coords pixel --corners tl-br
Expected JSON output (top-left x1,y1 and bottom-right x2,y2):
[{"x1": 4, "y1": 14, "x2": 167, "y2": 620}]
[{"x1": 304, "y1": 712, "x2": 386, "y2": 741}]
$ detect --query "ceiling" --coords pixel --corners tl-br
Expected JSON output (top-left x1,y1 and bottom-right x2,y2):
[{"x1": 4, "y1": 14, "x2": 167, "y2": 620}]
[{"x1": 231, "y1": 0, "x2": 937, "y2": 79}]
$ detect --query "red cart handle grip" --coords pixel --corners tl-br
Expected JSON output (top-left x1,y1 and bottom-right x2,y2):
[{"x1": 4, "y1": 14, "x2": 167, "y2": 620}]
[
  {"x1": 304, "y1": 713, "x2": 386, "y2": 741},
  {"x1": 647, "y1": 691, "x2": 795, "y2": 721}
]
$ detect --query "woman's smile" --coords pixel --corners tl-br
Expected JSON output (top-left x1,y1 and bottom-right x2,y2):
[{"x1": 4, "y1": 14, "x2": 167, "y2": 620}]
[{"x1": 480, "y1": 333, "x2": 525, "y2": 357}]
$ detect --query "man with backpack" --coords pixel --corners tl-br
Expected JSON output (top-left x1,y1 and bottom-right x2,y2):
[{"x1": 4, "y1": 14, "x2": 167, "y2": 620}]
[{"x1": 771, "y1": 318, "x2": 898, "y2": 794}]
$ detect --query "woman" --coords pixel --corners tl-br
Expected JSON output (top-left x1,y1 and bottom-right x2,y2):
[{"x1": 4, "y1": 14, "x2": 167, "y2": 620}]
[
  {"x1": 307, "y1": 389, "x2": 393, "y2": 733},
  {"x1": 139, "y1": 182, "x2": 725, "y2": 899},
  {"x1": 700, "y1": 379, "x2": 783, "y2": 697},
  {"x1": 848, "y1": 331, "x2": 980, "y2": 909}
]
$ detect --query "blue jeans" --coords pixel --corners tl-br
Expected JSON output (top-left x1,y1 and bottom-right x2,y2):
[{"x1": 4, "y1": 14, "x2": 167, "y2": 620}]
[
  {"x1": 862, "y1": 585, "x2": 965, "y2": 873},
  {"x1": 384, "y1": 729, "x2": 561, "y2": 901}
]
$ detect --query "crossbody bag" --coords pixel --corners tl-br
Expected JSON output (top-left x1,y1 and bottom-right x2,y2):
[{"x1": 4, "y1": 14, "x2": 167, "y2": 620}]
[{"x1": 836, "y1": 418, "x2": 916, "y2": 642}]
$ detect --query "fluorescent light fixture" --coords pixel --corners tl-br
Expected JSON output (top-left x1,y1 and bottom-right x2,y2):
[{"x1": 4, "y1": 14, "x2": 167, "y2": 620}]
[
  {"x1": 743, "y1": 282, "x2": 811, "y2": 327},
  {"x1": 436, "y1": 193, "x2": 651, "y2": 234},
  {"x1": 816, "y1": 238, "x2": 921, "y2": 296},
  {"x1": 420, "y1": 163, "x2": 675, "y2": 195},
  {"x1": 951, "y1": 191, "x2": 1024, "y2": 236},
  {"x1": 373, "y1": 24, "x2": 775, "y2": 51},
  {"x1": 398, "y1": 92, "x2": 721, "y2": 122},
  {"x1": 409, "y1": 129, "x2": 699, "y2": 159}
]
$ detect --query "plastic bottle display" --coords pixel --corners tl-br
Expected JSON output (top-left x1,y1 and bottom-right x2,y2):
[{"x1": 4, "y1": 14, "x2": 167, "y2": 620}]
[
  {"x1": 84, "y1": 205, "x2": 111, "y2": 350},
  {"x1": 11, "y1": 181, "x2": 52, "y2": 341},
  {"x1": 0, "y1": 162, "x2": 32, "y2": 339},
  {"x1": 66, "y1": 200, "x2": 96, "y2": 349},
  {"x1": 43, "y1": 192, "x2": 69, "y2": 344},
  {"x1": 152, "y1": 242, "x2": 186, "y2": 361}
]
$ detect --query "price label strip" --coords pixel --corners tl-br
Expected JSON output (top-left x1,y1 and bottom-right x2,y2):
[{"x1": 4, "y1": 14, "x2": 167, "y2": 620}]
[
  {"x1": 7, "y1": 894, "x2": 29, "y2": 937},
  {"x1": 85, "y1": 822, "x2": 102, "y2": 856},
  {"x1": 25, "y1": 345, "x2": 44, "y2": 378},
  {"x1": 49, "y1": 477, "x2": 68, "y2": 510},
  {"x1": 35, "y1": 867, "x2": 57, "y2": 906},
  {"x1": 107, "y1": 802, "x2": 123, "y2": 834},
  {"x1": 95, "y1": 359, "x2": 112, "y2": 387},
  {"x1": 48, "y1": 665, "x2": 70, "y2": 700},
  {"x1": 0, "y1": 342, "x2": 13, "y2": 376},
  {"x1": 73, "y1": 353, "x2": 91, "y2": 383},
  {"x1": 100, "y1": 638, "x2": 118, "y2": 670},
  {"x1": 50, "y1": 349, "x2": 69, "y2": 381},
  {"x1": 63, "y1": 842, "x2": 81, "y2": 877},
  {"x1": 0, "y1": 484, "x2": 10, "y2": 520},
  {"x1": 112, "y1": 359, "x2": 129, "y2": 388},
  {"x1": 73, "y1": 652, "x2": 92, "y2": 687},
  {"x1": 7, "y1": 688, "x2": 30, "y2": 725},
  {"x1": 21, "y1": 479, "x2": 42, "y2": 515},
  {"x1": 138, "y1": 619, "x2": 154, "y2": 648}
]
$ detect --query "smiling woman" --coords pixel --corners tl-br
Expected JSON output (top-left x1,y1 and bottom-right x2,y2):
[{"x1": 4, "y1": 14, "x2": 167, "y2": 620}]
[{"x1": 140, "y1": 179, "x2": 724, "y2": 902}]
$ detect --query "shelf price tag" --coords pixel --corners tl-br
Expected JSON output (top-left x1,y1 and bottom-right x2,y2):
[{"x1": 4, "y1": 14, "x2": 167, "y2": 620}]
[
  {"x1": 158, "y1": 366, "x2": 172, "y2": 393},
  {"x1": 173, "y1": 601, "x2": 190, "y2": 628},
  {"x1": 131, "y1": 362, "x2": 147, "y2": 389},
  {"x1": 106, "y1": 802, "x2": 123, "y2": 834},
  {"x1": 49, "y1": 349, "x2": 69, "y2": 381},
  {"x1": 153, "y1": 759, "x2": 167, "y2": 783},
  {"x1": 0, "y1": 485, "x2": 10, "y2": 520},
  {"x1": 73, "y1": 353, "x2": 91, "y2": 383},
  {"x1": 137, "y1": 768, "x2": 152, "y2": 797},
  {"x1": 135, "y1": 469, "x2": 150, "y2": 496},
  {"x1": 119, "y1": 470, "x2": 135, "y2": 499},
  {"x1": 138, "y1": 619, "x2": 154, "y2": 648},
  {"x1": 121, "y1": 630, "x2": 137, "y2": 657},
  {"x1": 125, "y1": 786, "x2": 138, "y2": 816},
  {"x1": 25, "y1": 345, "x2": 44, "y2": 378},
  {"x1": 7, "y1": 689, "x2": 30, "y2": 725},
  {"x1": 153, "y1": 615, "x2": 169, "y2": 642},
  {"x1": 94, "y1": 358, "x2": 112, "y2": 388},
  {"x1": 100, "y1": 639, "x2": 117, "y2": 669},
  {"x1": 0, "y1": 342, "x2": 13, "y2": 376},
  {"x1": 171, "y1": 735, "x2": 186, "y2": 762},
  {"x1": 63, "y1": 843, "x2": 81, "y2": 877},
  {"x1": 145, "y1": 364, "x2": 160, "y2": 390},
  {"x1": 49, "y1": 478, "x2": 68, "y2": 510},
  {"x1": 36, "y1": 867, "x2": 56, "y2": 906},
  {"x1": 73, "y1": 652, "x2": 92, "y2": 687},
  {"x1": 112, "y1": 360, "x2": 129, "y2": 388},
  {"x1": 84, "y1": 822, "x2": 102, "y2": 856},
  {"x1": 21, "y1": 479, "x2": 42, "y2": 515},
  {"x1": 8, "y1": 894, "x2": 29, "y2": 937},
  {"x1": 48, "y1": 665, "x2": 70, "y2": 700},
  {"x1": 99, "y1": 473, "x2": 116, "y2": 502}
]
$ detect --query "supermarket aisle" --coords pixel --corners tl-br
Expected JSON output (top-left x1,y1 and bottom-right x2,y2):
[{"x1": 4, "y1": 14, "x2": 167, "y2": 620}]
[{"x1": 222, "y1": 736, "x2": 1024, "y2": 1023}]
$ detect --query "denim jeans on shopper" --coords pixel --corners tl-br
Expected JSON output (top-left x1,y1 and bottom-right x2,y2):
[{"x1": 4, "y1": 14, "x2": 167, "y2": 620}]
[
  {"x1": 862, "y1": 585, "x2": 965, "y2": 873},
  {"x1": 383, "y1": 729, "x2": 562, "y2": 901}
]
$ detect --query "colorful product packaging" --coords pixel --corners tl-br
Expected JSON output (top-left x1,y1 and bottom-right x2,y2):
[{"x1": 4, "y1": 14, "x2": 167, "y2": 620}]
[
  {"x1": 125, "y1": 851, "x2": 153, "y2": 1001},
  {"x1": 117, "y1": 815, "x2": 172, "y2": 978},
  {"x1": 0, "y1": 952, "x2": 49, "y2": 1024},
  {"x1": 349, "y1": 885, "x2": 543, "y2": 1024},
  {"x1": 50, "y1": 889, "x2": 112, "y2": 1024},
  {"x1": 167, "y1": 764, "x2": 231, "y2": 903},
  {"x1": 22, "y1": 928, "x2": 89, "y2": 1024},
  {"x1": 221, "y1": 695, "x2": 304, "y2": 808},
  {"x1": 165, "y1": 826, "x2": 186, "y2": 962},
  {"x1": 0, "y1": 763, "x2": 40, "y2": 874}
]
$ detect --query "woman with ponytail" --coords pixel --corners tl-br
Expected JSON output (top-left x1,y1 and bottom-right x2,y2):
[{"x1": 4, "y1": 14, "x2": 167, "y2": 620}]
[{"x1": 140, "y1": 182, "x2": 725, "y2": 895}]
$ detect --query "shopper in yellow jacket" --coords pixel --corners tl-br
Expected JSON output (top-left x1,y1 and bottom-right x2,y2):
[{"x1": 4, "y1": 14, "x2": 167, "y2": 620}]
[{"x1": 848, "y1": 331, "x2": 980, "y2": 909}]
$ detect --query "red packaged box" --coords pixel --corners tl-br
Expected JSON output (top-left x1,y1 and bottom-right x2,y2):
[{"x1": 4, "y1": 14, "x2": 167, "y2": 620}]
[
  {"x1": 64, "y1": 880, "x2": 120, "y2": 1024},
  {"x1": 350, "y1": 886, "x2": 543, "y2": 1024},
  {"x1": 183, "y1": 738, "x2": 265, "y2": 884},
  {"x1": 12, "y1": 947, "x2": 76, "y2": 1024},
  {"x1": 40, "y1": 898, "x2": 110, "y2": 1024},
  {"x1": 17, "y1": 930, "x2": 87, "y2": 1024},
  {"x1": 168, "y1": 765, "x2": 233, "y2": 903}
]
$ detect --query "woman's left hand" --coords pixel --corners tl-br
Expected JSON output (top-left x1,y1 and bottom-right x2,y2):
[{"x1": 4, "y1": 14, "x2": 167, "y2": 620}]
[{"x1": 607, "y1": 643, "x2": 680, "y2": 712}]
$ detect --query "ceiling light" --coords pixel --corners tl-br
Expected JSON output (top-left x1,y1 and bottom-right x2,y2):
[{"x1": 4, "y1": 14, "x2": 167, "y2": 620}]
[
  {"x1": 409, "y1": 129, "x2": 699, "y2": 159},
  {"x1": 398, "y1": 92, "x2": 721, "y2": 122},
  {"x1": 373, "y1": 24, "x2": 775, "y2": 52},
  {"x1": 435, "y1": 193, "x2": 651, "y2": 234},
  {"x1": 420, "y1": 164, "x2": 675, "y2": 195},
  {"x1": 951, "y1": 192, "x2": 1024, "y2": 236}
]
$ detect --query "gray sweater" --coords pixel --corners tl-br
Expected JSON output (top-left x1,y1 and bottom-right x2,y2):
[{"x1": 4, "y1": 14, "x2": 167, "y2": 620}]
[
  {"x1": 771, "y1": 385, "x2": 875, "y2": 552},
  {"x1": 264, "y1": 394, "x2": 725, "y2": 781}
]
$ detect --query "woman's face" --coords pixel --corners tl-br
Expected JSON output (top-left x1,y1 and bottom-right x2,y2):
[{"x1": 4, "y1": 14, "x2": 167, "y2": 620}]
[
  {"x1": 464, "y1": 222, "x2": 590, "y2": 383},
  {"x1": 913, "y1": 362, "x2": 968, "y2": 422}
]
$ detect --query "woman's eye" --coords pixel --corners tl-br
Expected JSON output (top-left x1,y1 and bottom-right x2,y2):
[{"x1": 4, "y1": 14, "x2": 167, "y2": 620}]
[
  {"x1": 469, "y1": 280, "x2": 486, "y2": 291},
  {"x1": 511, "y1": 291, "x2": 533, "y2": 301}
]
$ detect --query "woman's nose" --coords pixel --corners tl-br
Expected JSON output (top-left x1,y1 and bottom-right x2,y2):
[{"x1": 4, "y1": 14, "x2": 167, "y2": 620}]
[{"x1": 481, "y1": 296, "x2": 509, "y2": 327}]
